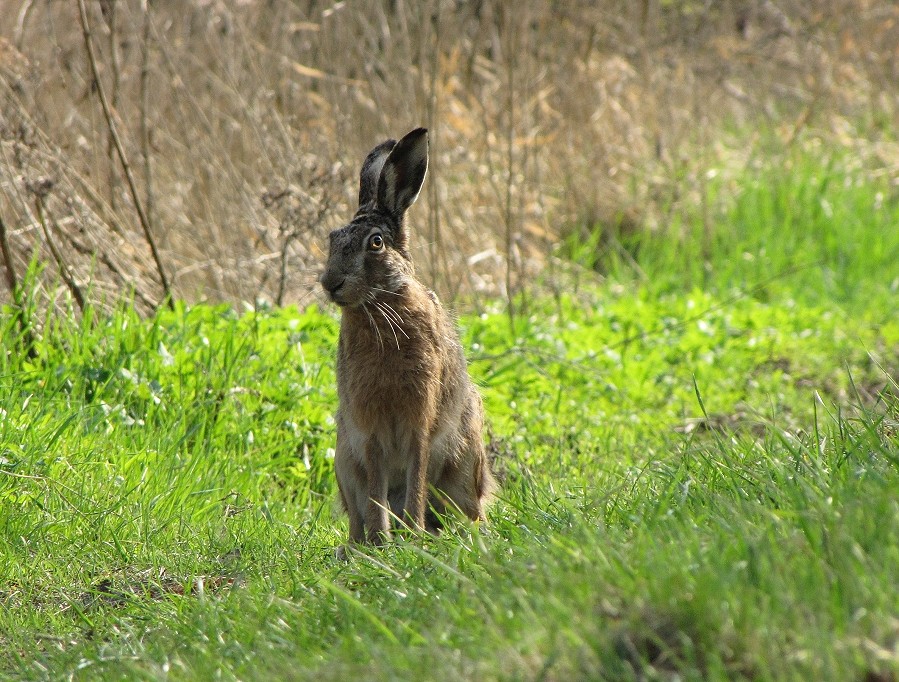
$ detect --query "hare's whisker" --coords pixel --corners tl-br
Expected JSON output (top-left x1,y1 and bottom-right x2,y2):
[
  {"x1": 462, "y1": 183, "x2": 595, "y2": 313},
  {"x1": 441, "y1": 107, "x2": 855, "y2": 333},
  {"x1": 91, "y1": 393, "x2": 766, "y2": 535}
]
[
  {"x1": 366, "y1": 292, "x2": 398, "y2": 349},
  {"x1": 374, "y1": 302, "x2": 403, "y2": 350},
  {"x1": 371, "y1": 297, "x2": 400, "y2": 323},
  {"x1": 361, "y1": 302, "x2": 384, "y2": 352},
  {"x1": 370, "y1": 295, "x2": 405, "y2": 329},
  {"x1": 376, "y1": 301, "x2": 409, "y2": 338},
  {"x1": 369, "y1": 286, "x2": 403, "y2": 297},
  {"x1": 377, "y1": 299, "x2": 403, "y2": 321}
]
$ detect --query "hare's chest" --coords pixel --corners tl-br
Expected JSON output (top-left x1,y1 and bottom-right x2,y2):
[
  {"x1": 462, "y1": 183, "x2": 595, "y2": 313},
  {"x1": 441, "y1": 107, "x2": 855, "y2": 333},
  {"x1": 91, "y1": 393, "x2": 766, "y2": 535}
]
[{"x1": 338, "y1": 340, "x2": 437, "y2": 424}]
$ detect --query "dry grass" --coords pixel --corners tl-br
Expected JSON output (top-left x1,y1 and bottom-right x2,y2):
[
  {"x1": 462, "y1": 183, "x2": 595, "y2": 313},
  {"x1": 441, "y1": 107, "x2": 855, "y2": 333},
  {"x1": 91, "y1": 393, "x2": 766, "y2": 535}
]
[{"x1": 0, "y1": 0, "x2": 897, "y2": 312}]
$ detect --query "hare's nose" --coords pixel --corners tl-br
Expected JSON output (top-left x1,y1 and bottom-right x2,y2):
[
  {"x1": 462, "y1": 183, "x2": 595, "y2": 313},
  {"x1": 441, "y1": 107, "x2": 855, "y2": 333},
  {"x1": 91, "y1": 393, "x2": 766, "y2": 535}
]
[{"x1": 321, "y1": 274, "x2": 346, "y2": 295}]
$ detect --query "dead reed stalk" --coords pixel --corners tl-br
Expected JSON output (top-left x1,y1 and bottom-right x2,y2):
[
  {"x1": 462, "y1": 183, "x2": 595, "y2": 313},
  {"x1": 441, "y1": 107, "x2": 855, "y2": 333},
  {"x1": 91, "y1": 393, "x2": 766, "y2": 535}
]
[
  {"x1": 76, "y1": 0, "x2": 172, "y2": 309},
  {"x1": 30, "y1": 179, "x2": 87, "y2": 316},
  {"x1": 0, "y1": 0, "x2": 894, "y2": 313}
]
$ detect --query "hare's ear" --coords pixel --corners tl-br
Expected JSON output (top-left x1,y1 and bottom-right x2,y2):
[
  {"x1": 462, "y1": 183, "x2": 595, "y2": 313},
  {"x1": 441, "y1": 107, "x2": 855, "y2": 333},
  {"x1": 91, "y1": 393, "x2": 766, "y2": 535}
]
[
  {"x1": 377, "y1": 128, "x2": 428, "y2": 218},
  {"x1": 358, "y1": 139, "x2": 397, "y2": 208}
]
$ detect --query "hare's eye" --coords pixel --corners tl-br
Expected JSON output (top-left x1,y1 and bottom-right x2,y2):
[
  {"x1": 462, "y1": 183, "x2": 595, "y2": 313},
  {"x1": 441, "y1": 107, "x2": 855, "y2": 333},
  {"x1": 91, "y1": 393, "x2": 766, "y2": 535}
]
[{"x1": 368, "y1": 233, "x2": 384, "y2": 251}]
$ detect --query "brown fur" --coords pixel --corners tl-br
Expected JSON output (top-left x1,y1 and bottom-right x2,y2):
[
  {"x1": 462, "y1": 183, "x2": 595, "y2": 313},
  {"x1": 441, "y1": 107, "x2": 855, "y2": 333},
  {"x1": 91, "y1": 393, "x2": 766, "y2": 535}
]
[{"x1": 321, "y1": 128, "x2": 495, "y2": 545}]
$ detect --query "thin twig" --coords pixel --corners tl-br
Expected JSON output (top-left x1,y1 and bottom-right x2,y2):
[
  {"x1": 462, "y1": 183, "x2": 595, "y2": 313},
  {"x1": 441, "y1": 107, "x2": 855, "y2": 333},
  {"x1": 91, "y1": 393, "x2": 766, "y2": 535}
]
[
  {"x1": 0, "y1": 210, "x2": 37, "y2": 356},
  {"x1": 139, "y1": 0, "x2": 156, "y2": 237},
  {"x1": 275, "y1": 195, "x2": 331, "y2": 306},
  {"x1": 63, "y1": 230, "x2": 157, "y2": 311},
  {"x1": 425, "y1": 0, "x2": 442, "y2": 294},
  {"x1": 13, "y1": 0, "x2": 34, "y2": 50},
  {"x1": 275, "y1": 231, "x2": 295, "y2": 307},
  {"x1": 0, "y1": 212, "x2": 19, "y2": 296},
  {"x1": 76, "y1": 0, "x2": 173, "y2": 309},
  {"x1": 33, "y1": 194, "x2": 88, "y2": 316},
  {"x1": 101, "y1": 0, "x2": 121, "y2": 211},
  {"x1": 503, "y1": 5, "x2": 517, "y2": 333}
]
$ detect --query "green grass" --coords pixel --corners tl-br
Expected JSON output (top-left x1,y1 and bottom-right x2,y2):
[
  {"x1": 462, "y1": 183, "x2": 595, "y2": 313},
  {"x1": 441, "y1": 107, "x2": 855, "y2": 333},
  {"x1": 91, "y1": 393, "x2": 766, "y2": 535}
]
[
  {"x1": 577, "y1": 143, "x2": 899, "y2": 310},
  {"x1": 1, "y1": 149, "x2": 898, "y2": 681}
]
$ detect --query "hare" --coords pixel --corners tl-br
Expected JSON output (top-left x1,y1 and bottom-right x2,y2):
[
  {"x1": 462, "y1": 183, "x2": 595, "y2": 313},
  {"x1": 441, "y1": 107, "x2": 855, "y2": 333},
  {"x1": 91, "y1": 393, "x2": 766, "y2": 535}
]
[{"x1": 320, "y1": 128, "x2": 495, "y2": 545}]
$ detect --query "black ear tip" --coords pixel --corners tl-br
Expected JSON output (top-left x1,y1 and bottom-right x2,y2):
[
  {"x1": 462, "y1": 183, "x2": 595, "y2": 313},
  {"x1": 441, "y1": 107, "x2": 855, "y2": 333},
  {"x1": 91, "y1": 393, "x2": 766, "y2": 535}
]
[
  {"x1": 404, "y1": 127, "x2": 428, "y2": 143},
  {"x1": 369, "y1": 139, "x2": 398, "y2": 157}
]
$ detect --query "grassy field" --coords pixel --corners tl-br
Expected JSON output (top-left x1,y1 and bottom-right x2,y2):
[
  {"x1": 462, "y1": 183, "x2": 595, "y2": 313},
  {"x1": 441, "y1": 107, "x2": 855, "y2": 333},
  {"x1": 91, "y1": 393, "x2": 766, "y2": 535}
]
[{"x1": 1, "y1": 147, "x2": 898, "y2": 681}]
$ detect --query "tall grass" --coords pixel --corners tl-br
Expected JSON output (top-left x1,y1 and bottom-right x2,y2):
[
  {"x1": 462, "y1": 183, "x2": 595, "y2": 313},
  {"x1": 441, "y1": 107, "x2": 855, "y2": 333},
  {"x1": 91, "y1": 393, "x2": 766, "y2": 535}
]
[
  {"x1": 1, "y1": 303, "x2": 896, "y2": 679},
  {"x1": 2, "y1": 182, "x2": 897, "y2": 676},
  {"x1": 566, "y1": 143, "x2": 899, "y2": 314}
]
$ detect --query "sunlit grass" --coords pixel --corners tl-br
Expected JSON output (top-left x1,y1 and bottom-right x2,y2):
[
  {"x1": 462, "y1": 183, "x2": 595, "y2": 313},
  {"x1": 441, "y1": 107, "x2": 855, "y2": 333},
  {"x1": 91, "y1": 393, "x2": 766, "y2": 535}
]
[{"x1": 1, "y1": 151, "x2": 898, "y2": 680}]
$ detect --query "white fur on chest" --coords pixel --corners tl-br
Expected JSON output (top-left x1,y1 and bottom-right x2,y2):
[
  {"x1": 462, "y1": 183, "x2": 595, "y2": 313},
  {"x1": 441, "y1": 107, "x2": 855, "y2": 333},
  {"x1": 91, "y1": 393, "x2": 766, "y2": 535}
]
[{"x1": 339, "y1": 393, "x2": 463, "y2": 485}]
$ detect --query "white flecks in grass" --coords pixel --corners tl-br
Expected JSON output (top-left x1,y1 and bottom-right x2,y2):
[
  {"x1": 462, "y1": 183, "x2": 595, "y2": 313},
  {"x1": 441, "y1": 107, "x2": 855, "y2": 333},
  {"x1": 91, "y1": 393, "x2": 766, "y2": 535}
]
[
  {"x1": 697, "y1": 319, "x2": 715, "y2": 336},
  {"x1": 158, "y1": 342, "x2": 175, "y2": 366},
  {"x1": 120, "y1": 412, "x2": 145, "y2": 427}
]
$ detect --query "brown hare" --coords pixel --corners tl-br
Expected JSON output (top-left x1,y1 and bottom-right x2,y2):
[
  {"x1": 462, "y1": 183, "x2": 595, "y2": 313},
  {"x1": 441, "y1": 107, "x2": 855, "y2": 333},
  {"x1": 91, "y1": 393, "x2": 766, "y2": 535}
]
[{"x1": 321, "y1": 128, "x2": 495, "y2": 545}]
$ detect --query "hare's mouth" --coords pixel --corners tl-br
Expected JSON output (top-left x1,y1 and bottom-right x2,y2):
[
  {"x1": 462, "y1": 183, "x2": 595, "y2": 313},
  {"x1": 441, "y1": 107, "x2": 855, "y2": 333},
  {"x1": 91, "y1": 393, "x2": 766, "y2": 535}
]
[
  {"x1": 329, "y1": 290, "x2": 362, "y2": 308},
  {"x1": 328, "y1": 292, "x2": 351, "y2": 307},
  {"x1": 322, "y1": 275, "x2": 351, "y2": 306}
]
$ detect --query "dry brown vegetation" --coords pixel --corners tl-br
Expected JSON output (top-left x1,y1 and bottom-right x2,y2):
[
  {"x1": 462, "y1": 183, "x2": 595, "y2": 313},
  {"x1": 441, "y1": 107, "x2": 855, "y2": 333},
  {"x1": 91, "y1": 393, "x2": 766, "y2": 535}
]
[{"x1": 0, "y1": 0, "x2": 897, "y2": 313}]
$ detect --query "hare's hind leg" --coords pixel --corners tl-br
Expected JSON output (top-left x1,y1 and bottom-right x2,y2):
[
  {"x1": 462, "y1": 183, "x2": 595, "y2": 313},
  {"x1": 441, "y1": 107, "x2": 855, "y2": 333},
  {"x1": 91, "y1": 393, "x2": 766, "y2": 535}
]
[
  {"x1": 438, "y1": 392, "x2": 494, "y2": 523},
  {"x1": 433, "y1": 447, "x2": 490, "y2": 524},
  {"x1": 436, "y1": 464, "x2": 487, "y2": 522}
]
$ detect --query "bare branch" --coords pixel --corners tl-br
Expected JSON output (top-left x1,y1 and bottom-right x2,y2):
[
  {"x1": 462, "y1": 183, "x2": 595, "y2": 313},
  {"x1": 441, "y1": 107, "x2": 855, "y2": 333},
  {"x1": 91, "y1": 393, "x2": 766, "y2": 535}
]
[
  {"x1": 103, "y1": 0, "x2": 121, "y2": 212},
  {"x1": 32, "y1": 189, "x2": 87, "y2": 317},
  {"x1": 139, "y1": 0, "x2": 156, "y2": 239},
  {"x1": 76, "y1": 0, "x2": 173, "y2": 309},
  {"x1": 0, "y1": 210, "x2": 37, "y2": 355},
  {"x1": 0, "y1": 212, "x2": 19, "y2": 297}
]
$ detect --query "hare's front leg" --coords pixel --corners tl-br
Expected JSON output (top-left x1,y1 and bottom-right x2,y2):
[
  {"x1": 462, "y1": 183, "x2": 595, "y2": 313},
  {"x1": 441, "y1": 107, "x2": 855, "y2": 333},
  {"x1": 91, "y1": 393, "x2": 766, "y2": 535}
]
[
  {"x1": 403, "y1": 433, "x2": 430, "y2": 531},
  {"x1": 334, "y1": 439, "x2": 365, "y2": 544},
  {"x1": 364, "y1": 436, "x2": 390, "y2": 544}
]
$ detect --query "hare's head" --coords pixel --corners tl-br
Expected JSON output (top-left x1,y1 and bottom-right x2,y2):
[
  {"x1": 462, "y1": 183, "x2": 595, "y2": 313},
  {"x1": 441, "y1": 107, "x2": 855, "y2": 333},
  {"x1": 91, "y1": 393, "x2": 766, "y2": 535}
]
[{"x1": 320, "y1": 128, "x2": 428, "y2": 308}]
